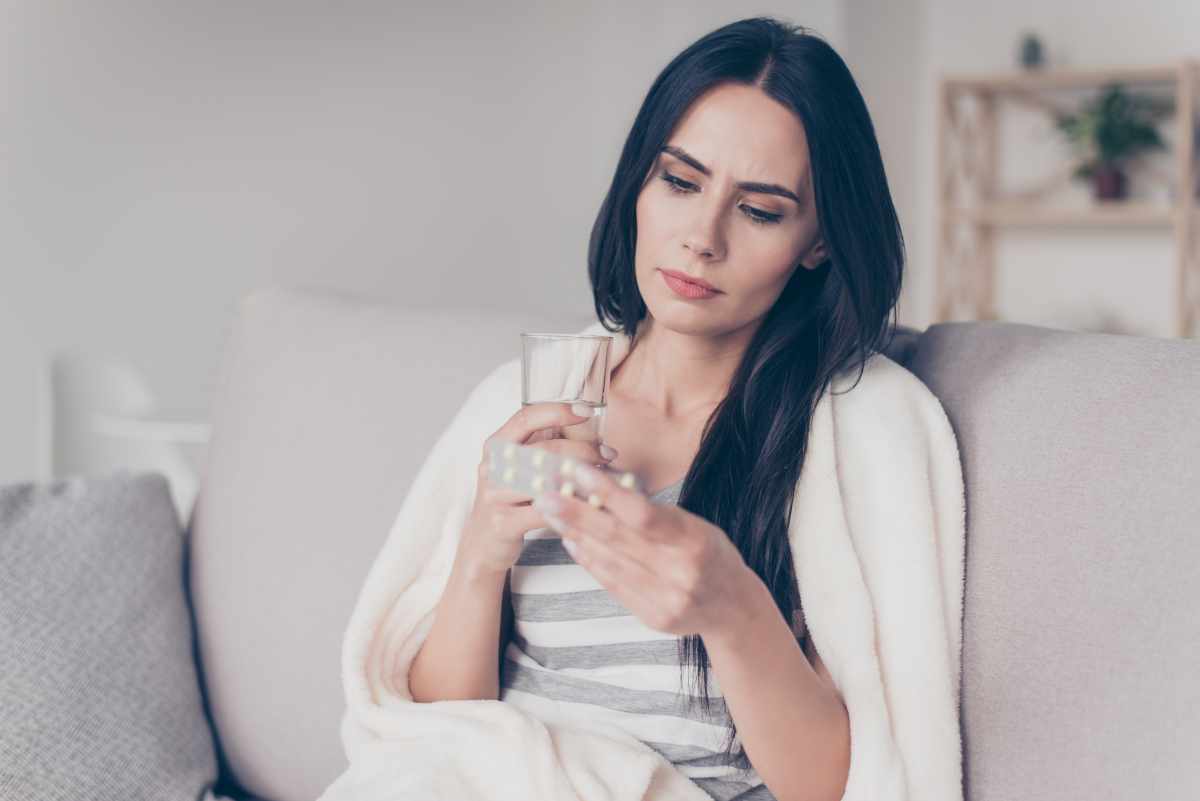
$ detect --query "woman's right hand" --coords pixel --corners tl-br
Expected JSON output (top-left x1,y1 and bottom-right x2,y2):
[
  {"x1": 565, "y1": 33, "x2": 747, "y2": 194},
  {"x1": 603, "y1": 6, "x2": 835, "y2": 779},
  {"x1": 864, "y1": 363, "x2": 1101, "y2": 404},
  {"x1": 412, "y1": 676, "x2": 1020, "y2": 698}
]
[{"x1": 456, "y1": 402, "x2": 617, "y2": 579}]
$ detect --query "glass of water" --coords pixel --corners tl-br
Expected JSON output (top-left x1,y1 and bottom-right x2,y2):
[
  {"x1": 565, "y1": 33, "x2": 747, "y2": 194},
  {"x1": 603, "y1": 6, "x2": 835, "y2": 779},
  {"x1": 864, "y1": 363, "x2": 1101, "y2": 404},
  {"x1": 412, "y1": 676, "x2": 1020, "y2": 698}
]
[{"x1": 520, "y1": 332, "x2": 613, "y2": 446}]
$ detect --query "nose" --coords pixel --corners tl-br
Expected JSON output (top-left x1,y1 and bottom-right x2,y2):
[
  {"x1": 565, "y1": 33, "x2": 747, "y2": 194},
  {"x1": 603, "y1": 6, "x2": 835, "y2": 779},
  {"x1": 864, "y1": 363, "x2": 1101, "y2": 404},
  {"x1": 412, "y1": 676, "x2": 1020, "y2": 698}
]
[
  {"x1": 682, "y1": 222, "x2": 724, "y2": 261},
  {"x1": 681, "y1": 184, "x2": 724, "y2": 260}
]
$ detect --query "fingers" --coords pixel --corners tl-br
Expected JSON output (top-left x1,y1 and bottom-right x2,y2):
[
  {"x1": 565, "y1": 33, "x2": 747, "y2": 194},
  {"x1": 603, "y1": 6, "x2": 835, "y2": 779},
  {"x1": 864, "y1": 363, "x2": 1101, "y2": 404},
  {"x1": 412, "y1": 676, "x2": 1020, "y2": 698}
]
[
  {"x1": 483, "y1": 484, "x2": 540, "y2": 506},
  {"x1": 501, "y1": 503, "x2": 557, "y2": 537},
  {"x1": 474, "y1": 502, "x2": 557, "y2": 558},
  {"x1": 534, "y1": 437, "x2": 615, "y2": 469},
  {"x1": 492, "y1": 401, "x2": 595, "y2": 448},
  {"x1": 565, "y1": 462, "x2": 662, "y2": 538},
  {"x1": 534, "y1": 491, "x2": 659, "y2": 581},
  {"x1": 562, "y1": 532, "x2": 662, "y2": 616}
]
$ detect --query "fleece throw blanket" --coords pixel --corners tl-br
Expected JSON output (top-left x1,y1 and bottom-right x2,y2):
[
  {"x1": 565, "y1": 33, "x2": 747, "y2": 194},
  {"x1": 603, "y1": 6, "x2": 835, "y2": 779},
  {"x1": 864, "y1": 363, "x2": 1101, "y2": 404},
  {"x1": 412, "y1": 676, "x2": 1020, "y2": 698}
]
[{"x1": 317, "y1": 320, "x2": 966, "y2": 801}]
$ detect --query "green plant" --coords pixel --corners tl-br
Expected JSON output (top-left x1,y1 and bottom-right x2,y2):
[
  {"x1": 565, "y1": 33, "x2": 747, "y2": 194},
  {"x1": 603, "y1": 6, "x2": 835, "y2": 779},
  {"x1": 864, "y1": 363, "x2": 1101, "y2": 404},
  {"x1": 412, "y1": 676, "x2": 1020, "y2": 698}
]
[{"x1": 1054, "y1": 83, "x2": 1174, "y2": 179}]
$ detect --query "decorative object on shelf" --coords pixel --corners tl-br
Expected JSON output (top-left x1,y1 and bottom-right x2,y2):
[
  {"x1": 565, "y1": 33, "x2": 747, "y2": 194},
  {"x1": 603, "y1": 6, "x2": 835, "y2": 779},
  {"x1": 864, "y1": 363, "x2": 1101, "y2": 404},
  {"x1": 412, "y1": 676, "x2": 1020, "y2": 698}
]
[
  {"x1": 1018, "y1": 32, "x2": 1044, "y2": 70},
  {"x1": 935, "y1": 62, "x2": 1199, "y2": 338},
  {"x1": 1053, "y1": 83, "x2": 1175, "y2": 201}
]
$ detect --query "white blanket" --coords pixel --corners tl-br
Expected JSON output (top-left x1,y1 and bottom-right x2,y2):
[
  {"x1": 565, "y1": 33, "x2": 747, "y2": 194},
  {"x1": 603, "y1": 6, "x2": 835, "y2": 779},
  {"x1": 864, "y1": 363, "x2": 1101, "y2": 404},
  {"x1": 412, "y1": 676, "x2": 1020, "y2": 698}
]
[{"x1": 317, "y1": 320, "x2": 966, "y2": 801}]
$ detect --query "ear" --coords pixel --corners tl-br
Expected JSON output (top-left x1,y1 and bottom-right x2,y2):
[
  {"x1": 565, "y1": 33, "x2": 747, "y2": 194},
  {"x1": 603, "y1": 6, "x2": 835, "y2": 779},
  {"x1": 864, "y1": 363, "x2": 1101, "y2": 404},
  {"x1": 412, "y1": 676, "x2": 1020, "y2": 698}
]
[{"x1": 799, "y1": 237, "x2": 828, "y2": 270}]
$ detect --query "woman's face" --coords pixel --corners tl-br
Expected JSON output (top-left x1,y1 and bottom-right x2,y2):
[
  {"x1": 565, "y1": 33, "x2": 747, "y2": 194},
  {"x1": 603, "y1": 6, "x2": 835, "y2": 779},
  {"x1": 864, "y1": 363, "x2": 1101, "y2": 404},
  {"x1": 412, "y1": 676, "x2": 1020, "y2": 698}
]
[{"x1": 634, "y1": 82, "x2": 826, "y2": 337}]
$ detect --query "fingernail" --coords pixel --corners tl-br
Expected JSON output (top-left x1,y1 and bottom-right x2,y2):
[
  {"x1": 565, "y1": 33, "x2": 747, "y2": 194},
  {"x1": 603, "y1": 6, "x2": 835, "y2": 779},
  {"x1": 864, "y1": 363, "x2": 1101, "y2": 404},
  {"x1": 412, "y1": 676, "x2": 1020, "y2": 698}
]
[
  {"x1": 562, "y1": 538, "x2": 578, "y2": 557},
  {"x1": 599, "y1": 443, "x2": 617, "y2": 460},
  {"x1": 570, "y1": 402, "x2": 594, "y2": 418}
]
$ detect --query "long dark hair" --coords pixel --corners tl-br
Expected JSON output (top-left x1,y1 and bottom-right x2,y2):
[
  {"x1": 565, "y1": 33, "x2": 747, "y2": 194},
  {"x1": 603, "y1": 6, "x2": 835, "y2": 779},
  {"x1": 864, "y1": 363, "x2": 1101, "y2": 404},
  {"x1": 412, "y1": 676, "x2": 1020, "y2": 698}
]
[{"x1": 587, "y1": 16, "x2": 904, "y2": 756}]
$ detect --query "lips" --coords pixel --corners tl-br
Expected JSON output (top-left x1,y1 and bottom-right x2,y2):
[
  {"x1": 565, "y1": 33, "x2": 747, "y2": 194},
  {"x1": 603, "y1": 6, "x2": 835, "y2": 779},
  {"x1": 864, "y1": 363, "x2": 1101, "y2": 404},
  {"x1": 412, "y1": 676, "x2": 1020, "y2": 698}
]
[
  {"x1": 660, "y1": 269, "x2": 720, "y2": 299},
  {"x1": 660, "y1": 268, "x2": 718, "y2": 292}
]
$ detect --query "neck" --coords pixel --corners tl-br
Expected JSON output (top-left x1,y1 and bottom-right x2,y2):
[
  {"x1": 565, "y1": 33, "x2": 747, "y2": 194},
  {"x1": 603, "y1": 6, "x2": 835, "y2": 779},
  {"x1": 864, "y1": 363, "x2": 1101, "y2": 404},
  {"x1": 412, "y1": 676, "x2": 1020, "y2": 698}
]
[{"x1": 611, "y1": 315, "x2": 758, "y2": 420}]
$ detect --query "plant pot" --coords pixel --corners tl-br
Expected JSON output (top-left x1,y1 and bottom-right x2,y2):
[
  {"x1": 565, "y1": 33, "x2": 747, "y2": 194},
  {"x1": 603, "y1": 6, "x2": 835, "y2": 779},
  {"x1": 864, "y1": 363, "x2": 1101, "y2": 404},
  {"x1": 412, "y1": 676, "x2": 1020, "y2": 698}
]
[{"x1": 1092, "y1": 163, "x2": 1127, "y2": 201}]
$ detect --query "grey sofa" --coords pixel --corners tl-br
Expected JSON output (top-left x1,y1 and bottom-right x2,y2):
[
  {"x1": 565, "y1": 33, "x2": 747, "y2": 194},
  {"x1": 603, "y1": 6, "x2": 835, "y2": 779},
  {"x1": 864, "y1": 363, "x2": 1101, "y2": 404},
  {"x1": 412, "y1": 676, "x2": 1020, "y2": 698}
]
[{"x1": 8, "y1": 285, "x2": 1197, "y2": 801}]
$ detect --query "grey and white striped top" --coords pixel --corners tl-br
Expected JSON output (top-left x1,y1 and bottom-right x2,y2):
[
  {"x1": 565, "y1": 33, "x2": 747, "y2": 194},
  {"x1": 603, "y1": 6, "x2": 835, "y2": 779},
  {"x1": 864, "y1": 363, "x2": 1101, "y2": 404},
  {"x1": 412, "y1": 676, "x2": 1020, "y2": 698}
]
[{"x1": 499, "y1": 478, "x2": 786, "y2": 801}]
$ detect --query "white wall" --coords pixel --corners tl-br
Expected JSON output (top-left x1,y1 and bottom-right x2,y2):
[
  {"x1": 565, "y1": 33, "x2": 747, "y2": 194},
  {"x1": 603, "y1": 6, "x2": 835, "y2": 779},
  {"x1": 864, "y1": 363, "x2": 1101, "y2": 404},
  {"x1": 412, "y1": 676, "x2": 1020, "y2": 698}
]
[
  {"x1": 0, "y1": 2, "x2": 844, "y2": 485},
  {"x1": 905, "y1": 0, "x2": 1200, "y2": 338},
  {"x1": 10, "y1": 0, "x2": 1192, "y2": 488},
  {"x1": 843, "y1": 0, "x2": 922, "y2": 328}
]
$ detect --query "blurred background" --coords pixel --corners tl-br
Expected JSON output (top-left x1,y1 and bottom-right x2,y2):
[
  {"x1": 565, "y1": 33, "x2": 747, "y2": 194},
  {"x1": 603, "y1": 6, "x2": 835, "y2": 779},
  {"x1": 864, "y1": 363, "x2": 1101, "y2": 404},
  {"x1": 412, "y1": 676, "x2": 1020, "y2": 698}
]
[{"x1": 2, "y1": 0, "x2": 1197, "y2": 523}]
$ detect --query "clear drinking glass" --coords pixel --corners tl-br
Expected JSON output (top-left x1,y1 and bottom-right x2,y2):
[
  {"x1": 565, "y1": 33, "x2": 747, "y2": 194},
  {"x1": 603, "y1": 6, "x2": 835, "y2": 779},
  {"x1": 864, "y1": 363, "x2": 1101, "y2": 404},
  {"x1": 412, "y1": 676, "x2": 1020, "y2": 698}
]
[{"x1": 520, "y1": 332, "x2": 613, "y2": 446}]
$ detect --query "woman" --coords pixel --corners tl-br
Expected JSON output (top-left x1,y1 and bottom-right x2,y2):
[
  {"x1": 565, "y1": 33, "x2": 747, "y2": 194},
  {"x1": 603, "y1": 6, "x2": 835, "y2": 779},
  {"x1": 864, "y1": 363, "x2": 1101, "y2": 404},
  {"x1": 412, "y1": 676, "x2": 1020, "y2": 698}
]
[{"x1": 409, "y1": 16, "x2": 905, "y2": 801}]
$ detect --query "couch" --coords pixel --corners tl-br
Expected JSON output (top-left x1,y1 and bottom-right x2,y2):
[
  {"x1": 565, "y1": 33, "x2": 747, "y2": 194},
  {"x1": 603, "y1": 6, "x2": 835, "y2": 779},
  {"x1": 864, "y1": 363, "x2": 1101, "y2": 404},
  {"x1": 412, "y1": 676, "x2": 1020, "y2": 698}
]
[{"x1": 3, "y1": 285, "x2": 1197, "y2": 801}]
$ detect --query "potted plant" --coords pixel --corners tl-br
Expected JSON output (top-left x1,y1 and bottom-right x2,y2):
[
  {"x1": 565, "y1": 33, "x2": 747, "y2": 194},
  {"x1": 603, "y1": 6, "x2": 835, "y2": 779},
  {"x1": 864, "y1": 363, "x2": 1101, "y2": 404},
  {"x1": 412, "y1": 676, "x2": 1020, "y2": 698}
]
[{"x1": 1054, "y1": 83, "x2": 1174, "y2": 201}]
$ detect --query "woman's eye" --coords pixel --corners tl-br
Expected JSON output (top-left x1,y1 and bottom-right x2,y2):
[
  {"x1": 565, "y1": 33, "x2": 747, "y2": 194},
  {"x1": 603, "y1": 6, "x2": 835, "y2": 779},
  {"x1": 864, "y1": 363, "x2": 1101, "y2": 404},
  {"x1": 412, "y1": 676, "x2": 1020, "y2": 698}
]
[
  {"x1": 658, "y1": 171, "x2": 782, "y2": 226},
  {"x1": 742, "y1": 206, "x2": 783, "y2": 225},
  {"x1": 659, "y1": 171, "x2": 695, "y2": 195}
]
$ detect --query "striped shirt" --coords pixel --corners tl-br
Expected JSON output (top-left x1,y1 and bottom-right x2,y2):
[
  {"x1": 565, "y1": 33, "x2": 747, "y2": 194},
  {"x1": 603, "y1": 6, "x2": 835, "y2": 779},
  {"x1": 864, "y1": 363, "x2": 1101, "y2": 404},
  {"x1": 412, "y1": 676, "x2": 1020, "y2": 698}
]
[{"x1": 499, "y1": 478, "x2": 799, "y2": 801}]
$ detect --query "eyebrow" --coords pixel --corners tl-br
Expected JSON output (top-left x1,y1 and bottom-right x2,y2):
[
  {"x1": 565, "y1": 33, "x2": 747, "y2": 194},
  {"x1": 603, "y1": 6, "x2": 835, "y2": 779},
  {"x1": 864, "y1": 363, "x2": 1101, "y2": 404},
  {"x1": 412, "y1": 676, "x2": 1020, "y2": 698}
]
[{"x1": 659, "y1": 145, "x2": 804, "y2": 205}]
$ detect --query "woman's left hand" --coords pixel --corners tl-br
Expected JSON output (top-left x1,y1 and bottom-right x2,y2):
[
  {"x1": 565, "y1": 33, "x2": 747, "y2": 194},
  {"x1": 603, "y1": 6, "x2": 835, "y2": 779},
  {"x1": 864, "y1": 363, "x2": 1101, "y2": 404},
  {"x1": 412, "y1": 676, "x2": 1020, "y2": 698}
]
[{"x1": 531, "y1": 461, "x2": 755, "y2": 639}]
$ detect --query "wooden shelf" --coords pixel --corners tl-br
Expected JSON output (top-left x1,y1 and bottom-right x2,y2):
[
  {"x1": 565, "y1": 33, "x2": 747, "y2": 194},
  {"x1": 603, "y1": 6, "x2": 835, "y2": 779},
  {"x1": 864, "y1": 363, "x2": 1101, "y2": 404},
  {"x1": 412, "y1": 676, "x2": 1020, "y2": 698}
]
[
  {"x1": 935, "y1": 60, "x2": 1199, "y2": 337},
  {"x1": 949, "y1": 202, "x2": 1178, "y2": 227},
  {"x1": 944, "y1": 64, "x2": 1182, "y2": 94}
]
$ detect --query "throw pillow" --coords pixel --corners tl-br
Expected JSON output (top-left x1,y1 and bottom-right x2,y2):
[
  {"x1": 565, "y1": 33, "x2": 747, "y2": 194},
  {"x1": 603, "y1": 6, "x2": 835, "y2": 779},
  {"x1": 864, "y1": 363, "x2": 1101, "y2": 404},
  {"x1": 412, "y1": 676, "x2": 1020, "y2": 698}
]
[{"x1": 0, "y1": 470, "x2": 220, "y2": 800}]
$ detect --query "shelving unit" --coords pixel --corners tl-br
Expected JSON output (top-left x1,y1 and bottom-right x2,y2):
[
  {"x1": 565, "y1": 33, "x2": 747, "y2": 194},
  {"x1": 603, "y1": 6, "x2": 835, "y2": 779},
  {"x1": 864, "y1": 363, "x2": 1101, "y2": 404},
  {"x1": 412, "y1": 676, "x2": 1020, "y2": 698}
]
[{"x1": 934, "y1": 61, "x2": 1199, "y2": 337}]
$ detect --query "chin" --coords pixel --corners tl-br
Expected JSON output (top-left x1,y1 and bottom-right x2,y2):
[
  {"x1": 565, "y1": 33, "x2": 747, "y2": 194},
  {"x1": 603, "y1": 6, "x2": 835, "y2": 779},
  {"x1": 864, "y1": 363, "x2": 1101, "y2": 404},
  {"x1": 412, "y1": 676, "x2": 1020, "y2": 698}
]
[{"x1": 644, "y1": 300, "x2": 728, "y2": 338}]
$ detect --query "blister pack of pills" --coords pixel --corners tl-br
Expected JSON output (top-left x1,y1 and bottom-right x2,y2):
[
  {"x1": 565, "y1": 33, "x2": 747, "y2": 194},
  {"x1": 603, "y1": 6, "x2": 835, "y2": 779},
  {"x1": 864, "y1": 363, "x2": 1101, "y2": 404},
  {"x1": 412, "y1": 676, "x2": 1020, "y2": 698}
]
[{"x1": 485, "y1": 438, "x2": 644, "y2": 501}]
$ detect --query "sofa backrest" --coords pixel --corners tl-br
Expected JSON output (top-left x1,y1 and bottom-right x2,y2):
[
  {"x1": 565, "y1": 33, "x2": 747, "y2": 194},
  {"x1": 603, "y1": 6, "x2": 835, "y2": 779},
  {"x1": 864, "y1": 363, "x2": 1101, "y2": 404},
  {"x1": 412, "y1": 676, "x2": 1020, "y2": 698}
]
[
  {"x1": 188, "y1": 287, "x2": 595, "y2": 801},
  {"x1": 904, "y1": 320, "x2": 1200, "y2": 801}
]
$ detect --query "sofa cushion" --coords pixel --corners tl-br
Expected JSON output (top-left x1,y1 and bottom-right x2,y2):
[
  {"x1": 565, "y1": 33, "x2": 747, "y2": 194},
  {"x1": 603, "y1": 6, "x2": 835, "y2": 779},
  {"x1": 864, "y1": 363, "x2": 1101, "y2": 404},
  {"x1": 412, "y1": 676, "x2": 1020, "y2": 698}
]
[
  {"x1": 907, "y1": 321, "x2": 1200, "y2": 801},
  {"x1": 189, "y1": 287, "x2": 596, "y2": 801},
  {"x1": 0, "y1": 471, "x2": 220, "y2": 801}
]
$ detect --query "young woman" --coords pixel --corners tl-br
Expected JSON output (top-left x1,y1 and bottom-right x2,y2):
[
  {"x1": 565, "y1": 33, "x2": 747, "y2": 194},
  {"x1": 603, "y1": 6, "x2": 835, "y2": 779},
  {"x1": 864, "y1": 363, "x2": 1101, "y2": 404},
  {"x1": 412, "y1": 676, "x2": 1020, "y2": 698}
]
[{"x1": 409, "y1": 16, "x2": 905, "y2": 801}]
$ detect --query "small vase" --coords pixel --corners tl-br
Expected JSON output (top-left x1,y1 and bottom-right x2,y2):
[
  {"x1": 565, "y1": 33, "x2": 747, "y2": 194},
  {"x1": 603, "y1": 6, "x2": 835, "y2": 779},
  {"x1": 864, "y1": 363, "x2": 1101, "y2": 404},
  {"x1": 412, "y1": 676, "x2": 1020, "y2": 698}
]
[
  {"x1": 1092, "y1": 163, "x2": 1127, "y2": 201},
  {"x1": 1019, "y1": 34, "x2": 1044, "y2": 69}
]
